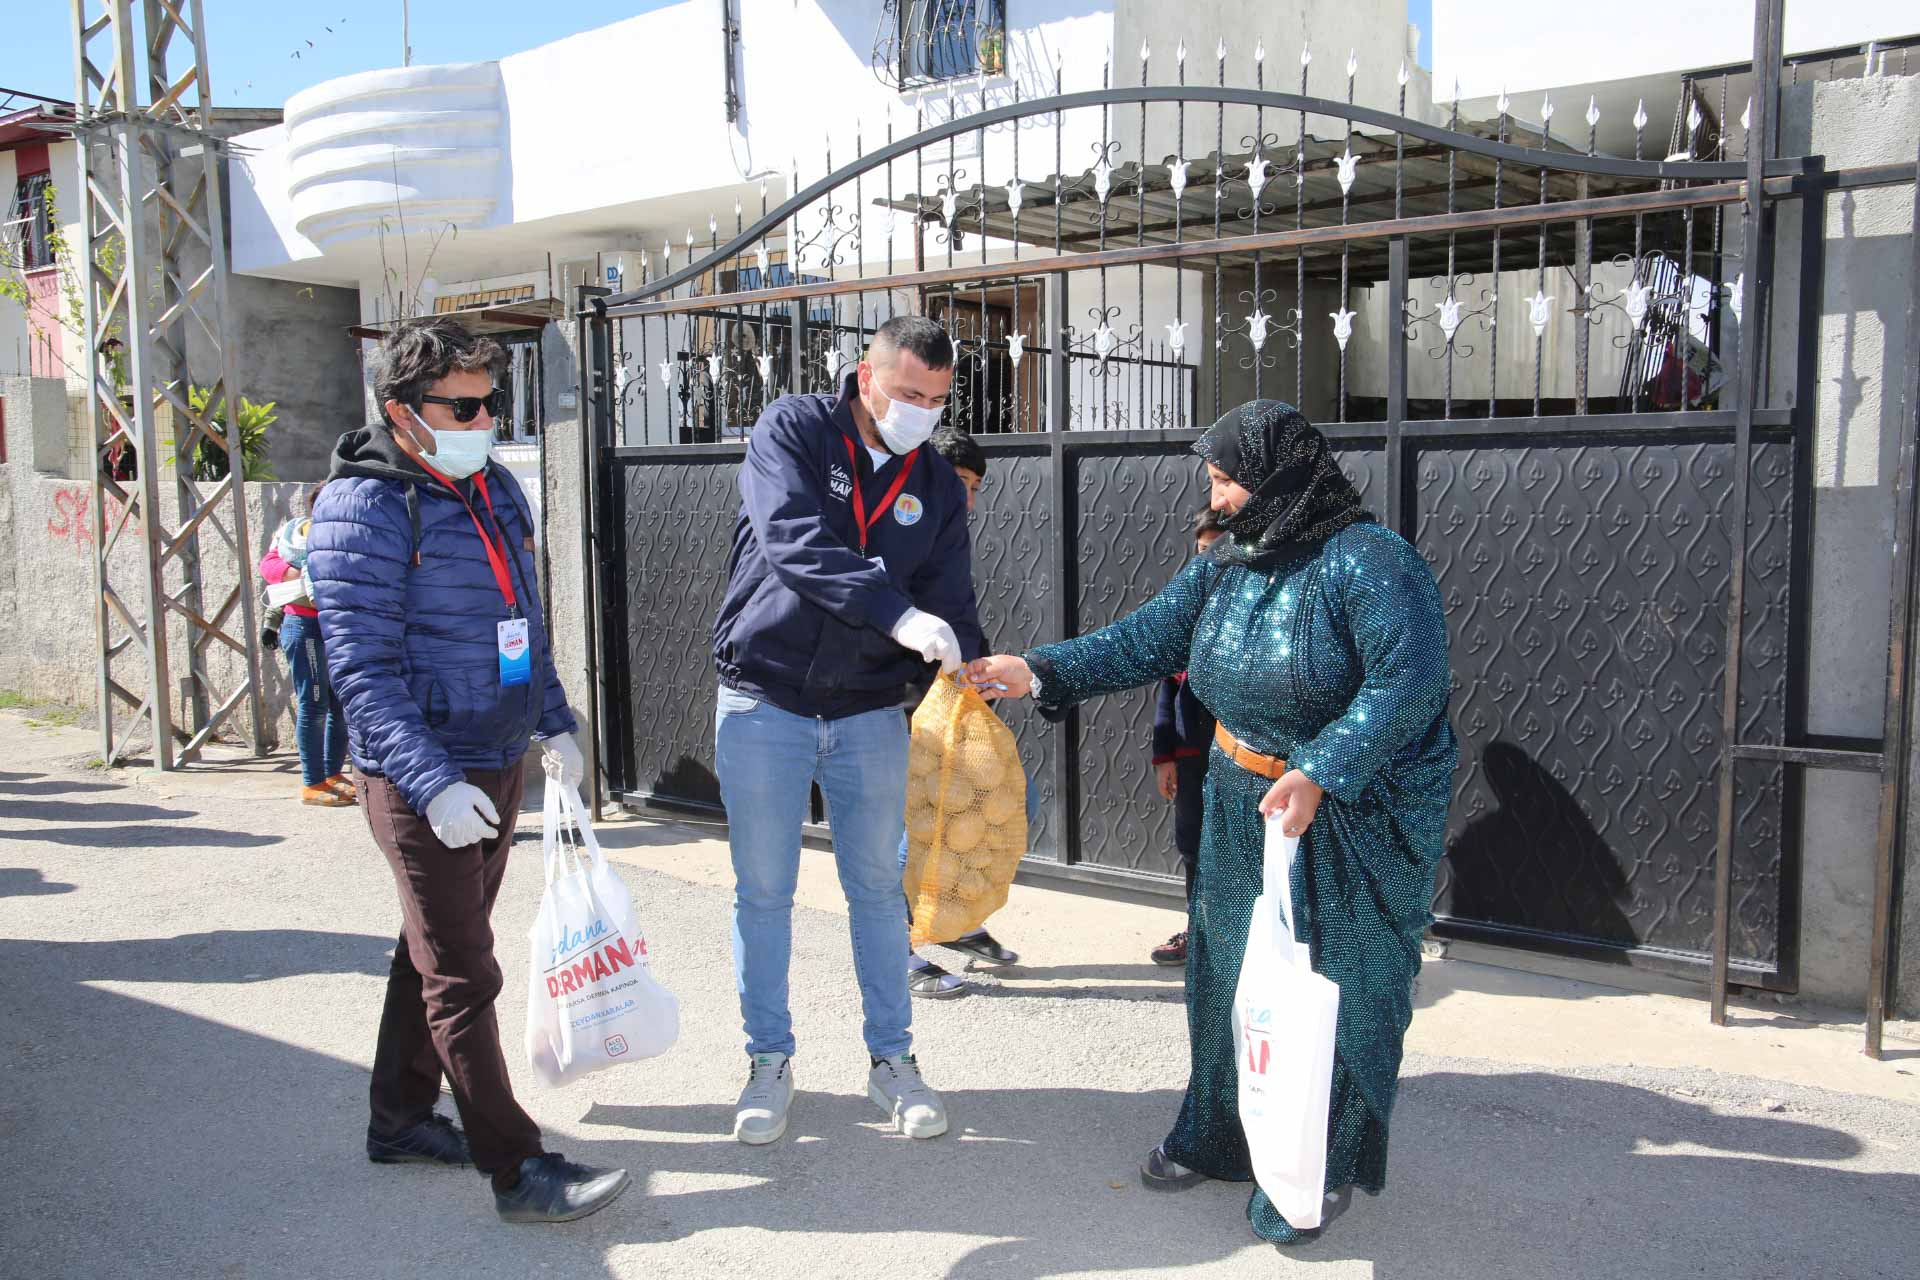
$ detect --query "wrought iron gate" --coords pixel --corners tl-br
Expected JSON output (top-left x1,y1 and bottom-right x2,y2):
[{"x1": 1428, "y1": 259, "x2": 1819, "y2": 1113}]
[{"x1": 577, "y1": 7, "x2": 1920, "y2": 1026}]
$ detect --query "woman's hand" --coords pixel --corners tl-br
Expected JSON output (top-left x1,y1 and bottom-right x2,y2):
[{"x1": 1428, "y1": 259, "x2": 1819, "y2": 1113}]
[
  {"x1": 963, "y1": 655, "x2": 1033, "y2": 699},
  {"x1": 1155, "y1": 761, "x2": 1178, "y2": 801},
  {"x1": 1258, "y1": 768, "x2": 1325, "y2": 836}
]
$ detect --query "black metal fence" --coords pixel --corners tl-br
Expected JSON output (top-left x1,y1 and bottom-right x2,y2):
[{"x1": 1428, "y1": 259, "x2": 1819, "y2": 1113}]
[{"x1": 578, "y1": 4, "x2": 1920, "y2": 1048}]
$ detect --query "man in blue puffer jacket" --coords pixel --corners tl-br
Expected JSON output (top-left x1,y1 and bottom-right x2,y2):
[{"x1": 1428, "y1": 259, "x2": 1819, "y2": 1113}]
[{"x1": 307, "y1": 318, "x2": 628, "y2": 1225}]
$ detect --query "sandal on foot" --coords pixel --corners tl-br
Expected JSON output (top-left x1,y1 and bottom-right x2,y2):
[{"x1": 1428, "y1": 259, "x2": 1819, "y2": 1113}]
[
  {"x1": 947, "y1": 930, "x2": 1020, "y2": 969},
  {"x1": 907, "y1": 961, "x2": 969, "y2": 1000}
]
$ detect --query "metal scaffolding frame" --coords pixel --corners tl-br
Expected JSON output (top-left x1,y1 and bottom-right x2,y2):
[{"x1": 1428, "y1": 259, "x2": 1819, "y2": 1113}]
[{"x1": 69, "y1": 0, "x2": 265, "y2": 768}]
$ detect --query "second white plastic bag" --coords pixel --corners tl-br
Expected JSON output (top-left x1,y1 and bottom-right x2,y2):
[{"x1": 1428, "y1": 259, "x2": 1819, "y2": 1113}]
[
  {"x1": 1230, "y1": 817, "x2": 1341, "y2": 1229},
  {"x1": 525, "y1": 781, "x2": 679, "y2": 1087}
]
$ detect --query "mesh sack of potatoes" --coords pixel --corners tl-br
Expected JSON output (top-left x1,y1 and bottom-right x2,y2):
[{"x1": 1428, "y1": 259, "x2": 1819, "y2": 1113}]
[{"x1": 902, "y1": 675, "x2": 1028, "y2": 949}]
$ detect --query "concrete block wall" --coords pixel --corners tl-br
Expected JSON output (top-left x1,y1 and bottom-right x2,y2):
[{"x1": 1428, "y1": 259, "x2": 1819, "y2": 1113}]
[{"x1": 0, "y1": 374, "x2": 308, "y2": 756}]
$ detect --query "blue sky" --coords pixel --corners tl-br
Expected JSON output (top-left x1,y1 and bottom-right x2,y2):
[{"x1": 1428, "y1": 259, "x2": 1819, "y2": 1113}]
[{"x1": 3, "y1": 1, "x2": 1433, "y2": 111}]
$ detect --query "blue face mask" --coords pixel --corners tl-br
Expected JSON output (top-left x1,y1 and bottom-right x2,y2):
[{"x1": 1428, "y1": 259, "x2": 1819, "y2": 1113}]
[{"x1": 407, "y1": 407, "x2": 493, "y2": 479}]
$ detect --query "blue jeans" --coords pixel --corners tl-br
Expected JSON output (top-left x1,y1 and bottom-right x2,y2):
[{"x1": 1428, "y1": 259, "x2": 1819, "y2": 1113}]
[
  {"x1": 715, "y1": 686, "x2": 913, "y2": 1059},
  {"x1": 280, "y1": 613, "x2": 346, "y2": 787}
]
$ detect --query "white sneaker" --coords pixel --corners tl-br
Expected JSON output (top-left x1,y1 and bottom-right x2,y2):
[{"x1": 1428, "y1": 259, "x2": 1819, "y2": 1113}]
[
  {"x1": 733, "y1": 1052, "x2": 794, "y2": 1145},
  {"x1": 867, "y1": 1054, "x2": 948, "y2": 1139}
]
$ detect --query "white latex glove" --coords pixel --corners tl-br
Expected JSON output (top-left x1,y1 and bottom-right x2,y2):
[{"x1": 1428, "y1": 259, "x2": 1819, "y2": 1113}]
[
  {"x1": 890, "y1": 607, "x2": 962, "y2": 675},
  {"x1": 425, "y1": 782, "x2": 500, "y2": 850},
  {"x1": 540, "y1": 732, "x2": 585, "y2": 788}
]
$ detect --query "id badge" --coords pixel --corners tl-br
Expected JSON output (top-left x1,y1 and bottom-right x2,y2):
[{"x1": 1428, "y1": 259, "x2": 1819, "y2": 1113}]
[{"x1": 497, "y1": 617, "x2": 531, "y2": 687}]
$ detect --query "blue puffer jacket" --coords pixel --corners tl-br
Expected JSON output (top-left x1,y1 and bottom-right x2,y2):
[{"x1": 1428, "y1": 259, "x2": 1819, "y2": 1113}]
[{"x1": 307, "y1": 425, "x2": 574, "y2": 814}]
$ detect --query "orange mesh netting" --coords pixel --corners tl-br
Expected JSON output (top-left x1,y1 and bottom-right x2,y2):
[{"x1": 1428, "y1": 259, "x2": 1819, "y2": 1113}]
[{"x1": 902, "y1": 675, "x2": 1027, "y2": 949}]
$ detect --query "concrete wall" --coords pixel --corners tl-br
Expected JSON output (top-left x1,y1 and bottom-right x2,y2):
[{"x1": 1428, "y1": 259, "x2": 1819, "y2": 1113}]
[
  {"x1": 0, "y1": 373, "x2": 307, "y2": 754},
  {"x1": 1755, "y1": 74, "x2": 1920, "y2": 1012}
]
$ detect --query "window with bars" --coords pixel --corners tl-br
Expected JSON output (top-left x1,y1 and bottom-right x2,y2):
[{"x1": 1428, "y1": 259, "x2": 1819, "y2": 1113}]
[
  {"x1": 5, "y1": 174, "x2": 55, "y2": 272},
  {"x1": 897, "y1": 1, "x2": 1007, "y2": 88}
]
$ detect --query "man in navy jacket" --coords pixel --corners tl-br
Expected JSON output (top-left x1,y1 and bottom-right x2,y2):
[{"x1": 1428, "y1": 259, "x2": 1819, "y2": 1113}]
[
  {"x1": 308, "y1": 318, "x2": 628, "y2": 1224},
  {"x1": 713, "y1": 315, "x2": 984, "y2": 1147}
]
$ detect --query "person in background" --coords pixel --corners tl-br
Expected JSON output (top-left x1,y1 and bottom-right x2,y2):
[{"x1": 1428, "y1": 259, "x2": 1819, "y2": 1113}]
[
  {"x1": 902, "y1": 425, "x2": 1021, "y2": 1000},
  {"x1": 260, "y1": 484, "x2": 352, "y2": 807},
  {"x1": 712, "y1": 316, "x2": 985, "y2": 1147},
  {"x1": 1147, "y1": 506, "x2": 1226, "y2": 965},
  {"x1": 308, "y1": 317, "x2": 625, "y2": 1225}
]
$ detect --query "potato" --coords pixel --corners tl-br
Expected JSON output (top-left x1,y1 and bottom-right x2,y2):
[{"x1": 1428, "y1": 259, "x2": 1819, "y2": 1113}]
[
  {"x1": 962, "y1": 748, "x2": 1004, "y2": 790},
  {"x1": 908, "y1": 808, "x2": 937, "y2": 841},
  {"x1": 944, "y1": 811, "x2": 986, "y2": 854},
  {"x1": 981, "y1": 786, "x2": 1022, "y2": 825}
]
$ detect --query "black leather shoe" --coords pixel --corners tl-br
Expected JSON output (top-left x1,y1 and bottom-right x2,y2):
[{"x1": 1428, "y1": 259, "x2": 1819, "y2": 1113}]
[
  {"x1": 494, "y1": 1153, "x2": 631, "y2": 1224},
  {"x1": 366, "y1": 1113, "x2": 473, "y2": 1167},
  {"x1": 1140, "y1": 1144, "x2": 1210, "y2": 1191}
]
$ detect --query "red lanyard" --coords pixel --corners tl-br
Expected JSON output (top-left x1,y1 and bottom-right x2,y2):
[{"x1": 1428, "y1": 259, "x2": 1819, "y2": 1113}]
[
  {"x1": 420, "y1": 463, "x2": 518, "y2": 614},
  {"x1": 844, "y1": 435, "x2": 919, "y2": 554}
]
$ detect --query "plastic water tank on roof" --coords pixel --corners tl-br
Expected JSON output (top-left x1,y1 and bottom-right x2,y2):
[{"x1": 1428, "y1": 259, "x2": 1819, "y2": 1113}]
[{"x1": 284, "y1": 61, "x2": 506, "y2": 250}]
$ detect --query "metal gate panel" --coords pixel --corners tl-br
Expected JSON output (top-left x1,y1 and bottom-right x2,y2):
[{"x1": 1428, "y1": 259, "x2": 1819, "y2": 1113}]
[
  {"x1": 617, "y1": 454, "x2": 741, "y2": 811},
  {"x1": 1422, "y1": 438, "x2": 1796, "y2": 975}
]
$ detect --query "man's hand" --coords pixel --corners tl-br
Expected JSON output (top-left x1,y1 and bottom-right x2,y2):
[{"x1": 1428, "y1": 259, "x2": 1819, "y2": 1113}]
[
  {"x1": 963, "y1": 655, "x2": 1033, "y2": 699},
  {"x1": 540, "y1": 733, "x2": 585, "y2": 788},
  {"x1": 1257, "y1": 768, "x2": 1325, "y2": 836},
  {"x1": 1155, "y1": 761, "x2": 1178, "y2": 801},
  {"x1": 890, "y1": 608, "x2": 962, "y2": 674},
  {"x1": 425, "y1": 782, "x2": 500, "y2": 850}
]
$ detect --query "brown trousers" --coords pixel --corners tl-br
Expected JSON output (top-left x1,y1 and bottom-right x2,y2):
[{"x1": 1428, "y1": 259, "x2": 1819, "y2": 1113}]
[{"x1": 362, "y1": 763, "x2": 543, "y2": 1183}]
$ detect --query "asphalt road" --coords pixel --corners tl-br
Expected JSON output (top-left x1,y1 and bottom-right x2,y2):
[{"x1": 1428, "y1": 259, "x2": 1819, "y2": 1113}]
[{"x1": 3, "y1": 727, "x2": 1918, "y2": 1279}]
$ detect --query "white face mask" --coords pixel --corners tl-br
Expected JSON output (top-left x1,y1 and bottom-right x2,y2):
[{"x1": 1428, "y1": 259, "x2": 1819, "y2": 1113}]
[
  {"x1": 869, "y1": 380, "x2": 944, "y2": 454},
  {"x1": 407, "y1": 407, "x2": 493, "y2": 479}
]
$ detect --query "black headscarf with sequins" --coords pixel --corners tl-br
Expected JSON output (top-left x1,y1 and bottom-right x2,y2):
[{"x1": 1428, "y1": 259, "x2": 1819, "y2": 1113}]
[{"x1": 1193, "y1": 399, "x2": 1372, "y2": 568}]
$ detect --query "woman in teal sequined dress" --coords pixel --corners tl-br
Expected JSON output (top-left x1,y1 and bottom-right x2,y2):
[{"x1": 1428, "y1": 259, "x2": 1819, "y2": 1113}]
[{"x1": 968, "y1": 401, "x2": 1456, "y2": 1244}]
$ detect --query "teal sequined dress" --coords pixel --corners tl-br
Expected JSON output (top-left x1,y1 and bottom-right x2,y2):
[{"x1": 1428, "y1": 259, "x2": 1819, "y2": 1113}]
[{"x1": 1027, "y1": 520, "x2": 1456, "y2": 1243}]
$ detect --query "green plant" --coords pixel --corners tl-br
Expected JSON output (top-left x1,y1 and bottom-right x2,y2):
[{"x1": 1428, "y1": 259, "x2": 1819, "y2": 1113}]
[
  {"x1": 182, "y1": 384, "x2": 278, "y2": 481},
  {"x1": 0, "y1": 689, "x2": 34, "y2": 710}
]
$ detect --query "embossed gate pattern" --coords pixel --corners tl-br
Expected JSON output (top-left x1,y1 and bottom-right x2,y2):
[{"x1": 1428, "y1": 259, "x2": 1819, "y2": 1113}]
[{"x1": 1419, "y1": 440, "x2": 1795, "y2": 972}]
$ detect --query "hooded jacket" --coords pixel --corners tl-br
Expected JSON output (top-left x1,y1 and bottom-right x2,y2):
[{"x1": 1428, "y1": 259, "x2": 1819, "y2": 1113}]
[
  {"x1": 712, "y1": 372, "x2": 985, "y2": 719},
  {"x1": 306, "y1": 424, "x2": 574, "y2": 814}
]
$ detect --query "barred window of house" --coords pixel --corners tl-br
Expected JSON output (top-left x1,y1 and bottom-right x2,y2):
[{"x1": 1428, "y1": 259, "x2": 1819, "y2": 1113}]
[
  {"x1": 898, "y1": 1, "x2": 1007, "y2": 88},
  {"x1": 6, "y1": 174, "x2": 55, "y2": 272}
]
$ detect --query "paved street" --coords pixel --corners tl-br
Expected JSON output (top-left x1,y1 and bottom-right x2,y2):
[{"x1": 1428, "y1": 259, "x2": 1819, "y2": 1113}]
[{"x1": 4, "y1": 712, "x2": 1920, "y2": 1279}]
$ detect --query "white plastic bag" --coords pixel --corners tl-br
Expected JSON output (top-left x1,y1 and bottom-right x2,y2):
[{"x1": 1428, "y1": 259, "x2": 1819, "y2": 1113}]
[
  {"x1": 525, "y1": 781, "x2": 679, "y2": 1086},
  {"x1": 1231, "y1": 817, "x2": 1342, "y2": 1229}
]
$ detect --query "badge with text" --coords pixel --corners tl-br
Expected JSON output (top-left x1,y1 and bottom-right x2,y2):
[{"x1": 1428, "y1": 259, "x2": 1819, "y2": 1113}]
[
  {"x1": 498, "y1": 617, "x2": 532, "y2": 687},
  {"x1": 892, "y1": 492, "x2": 924, "y2": 526}
]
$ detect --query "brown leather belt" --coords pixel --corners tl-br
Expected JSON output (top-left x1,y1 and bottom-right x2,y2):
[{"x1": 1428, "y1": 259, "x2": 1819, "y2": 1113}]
[{"x1": 1214, "y1": 722, "x2": 1289, "y2": 780}]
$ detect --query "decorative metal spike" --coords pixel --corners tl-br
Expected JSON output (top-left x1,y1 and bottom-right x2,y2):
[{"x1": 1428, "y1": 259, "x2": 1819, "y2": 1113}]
[
  {"x1": 1438, "y1": 296, "x2": 1463, "y2": 345},
  {"x1": 1140, "y1": 38, "x2": 1150, "y2": 62},
  {"x1": 824, "y1": 348, "x2": 848, "y2": 382},
  {"x1": 1093, "y1": 156, "x2": 1114, "y2": 205},
  {"x1": 1177, "y1": 40, "x2": 1187, "y2": 65},
  {"x1": 706, "y1": 351, "x2": 723, "y2": 385},
  {"x1": 1346, "y1": 49, "x2": 1358, "y2": 79},
  {"x1": 1093, "y1": 323, "x2": 1117, "y2": 365},
  {"x1": 662, "y1": 238, "x2": 672, "y2": 266},
  {"x1": 1527, "y1": 289, "x2": 1554, "y2": 338},
  {"x1": 1298, "y1": 41, "x2": 1309, "y2": 67},
  {"x1": 1247, "y1": 309, "x2": 1272, "y2": 352},
  {"x1": 1330, "y1": 308, "x2": 1356, "y2": 352},
  {"x1": 1006, "y1": 179, "x2": 1024, "y2": 218},
  {"x1": 1255, "y1": 39, "x2": 1265, "y2": 64},
  {"x1": 1165, "y1": 319, "x2": 1188, "y2": 358},
  {"x1": 1497, "y1": 88, "x2": 1510, "y2": 116},
  {"x1": 754, "y1": 241, "x2": 769, "y2": 279},
  {"x1": 1633, "y1": 99, "x2": 1648, "y2": 132},
  {"x1": 709, "y1": 214, "x2": 718, "y2": 237},
  {"x1": 1169, "y1": 158, "x2": 1190, "y2": 202},
  {"x1": 1726, "y1": 273, "x2": 1745, "y2": 324},
  {"x1": 1217, "y1": 38, "x2": 1228, "y2": 63},
  {"x1": 1541, "y1": 93, "x2": 1555, "y2": 124},
  {"x1": 1335, "y1": 149, "x2": 1359, "y2": 195},
  {"x1": 658, "y1": 357, "x2": 674, "y2": 385},
  {"x1": 755, "y1": 352, "x2": 772, "y2": 386},
  {"x1": 1586, "y1": 95, "x2": 1600, "y2": 128},
  {"x1": 1687, "y1": 100, "x2": 1702, "y2": 136},
  {"x1": 1397, "y1": 60, "x2": 1409, "y2": 87},
  {"x1": 1246, "y1": 156, "x2": 1270, "y2": 200},
  {"x1": 1741, "y1": 98, "x2": 1752, "y2": 132}
]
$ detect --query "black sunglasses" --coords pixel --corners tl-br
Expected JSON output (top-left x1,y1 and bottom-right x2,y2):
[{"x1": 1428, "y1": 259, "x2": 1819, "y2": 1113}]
[{"x1": 416, "y1": 388, "x2": 507, "y2": 423}]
